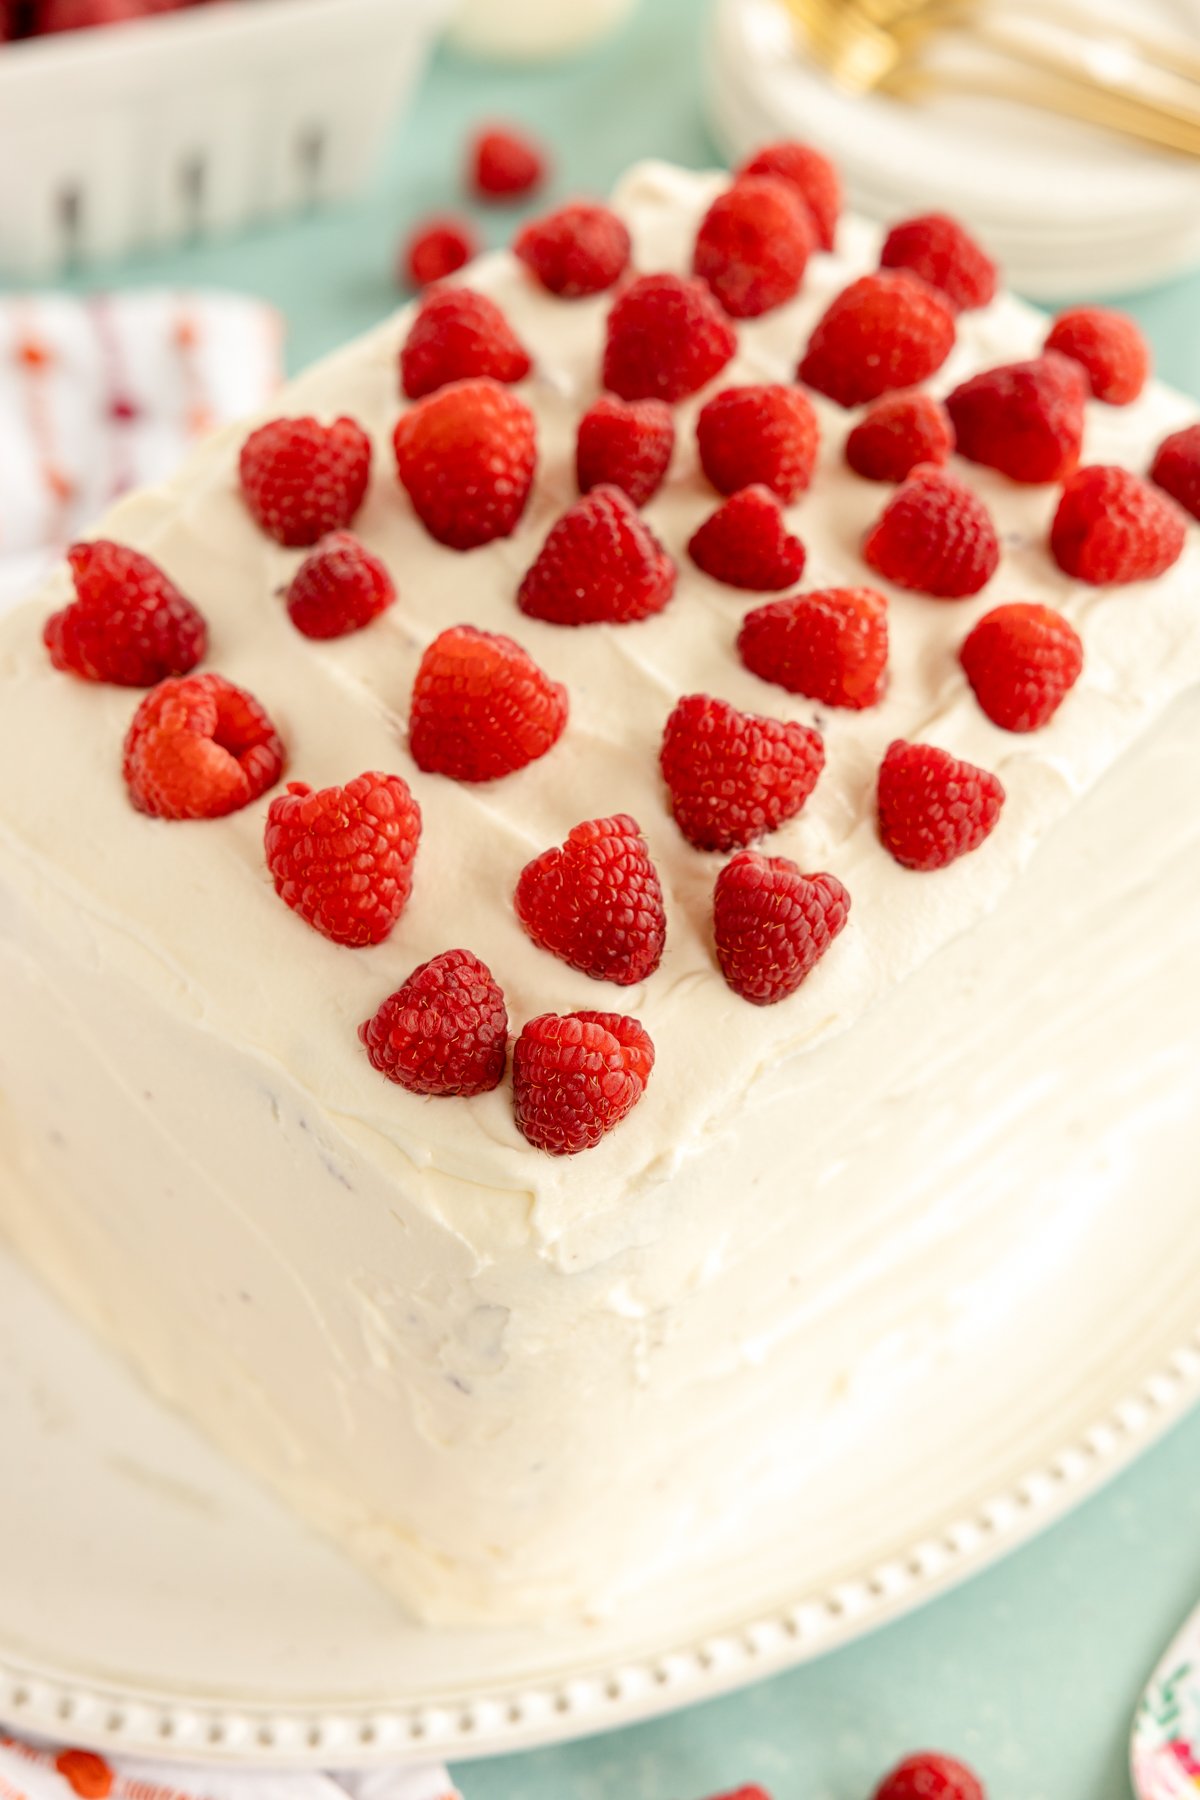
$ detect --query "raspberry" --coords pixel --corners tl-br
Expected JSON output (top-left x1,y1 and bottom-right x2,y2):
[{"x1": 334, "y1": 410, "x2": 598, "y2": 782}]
[
  {"x1": 400, "y1": 215, "x2": 476, "y2": 290},
  {"x1": 359, "y1": 949, "x2": 508, "y2": 1096},
  {"x1": 696, "y1": 384, "x2": 818, "y2": 502},
  {"x1": 873, "y1": 1751, "x2": 985, "y2": 1800},
  {"x1": 688, "y1": 485, "x2": 806, "y2": 591},
  {"x1": 877, "y1": 739, "x2": 1004, "y2": 872},
  {"x1": 284, "y1": 532, "x2": 394, "y2": 640},
  {"x1": 845, "y1": 391, "x2": 954, "y2": 482},
  {"x1": 661, "y1": 693, "x2": 824, "y2": 851},
  {"x1": 945, "y1": 353, "x2": 1085, "y2": 485},
  {"x1": 864, "y1": 466, "x2": 999, "y2": 599},
  {"x1": 123, "y1": 673, "x2": 285, "y2": 821},
  {"x1": 409, "y1": 624, "x2": 567, "y2": 782},
  {"x1": 54, "y1": 1753, "x2": 114, "y2": 1800},
  {"x1": 576, "y1": 396, "x2": 675, "y2": 506},
  {"x1": 713, "y1": 851, "x2": 850, "y2": 1005},
  {"x1": 399, "y1": 285, "x2": 532, "y2": 401},
  {"x1": 515, "y1": 201, "x2": 631, "y2": 298},
  {"x1": 515, "y1": 814, "x2": 666, "y2": 986},
  {"x1": 960, "y1": 602, "x2": 1083, "y2": 732},
  {"x1": 469, "y1": 124, "x2": 547, "y2": 202},
  {"x1": 519, "y1": 485, "x2": 676, "y2": 625},
  {"x1": 798, "y1": 271, "x2": 955, "y2": 408},
  {"x1": 1050, "y1": 464, "x2": 1186, "y2": 584},
  {"x1": 880, "y1": 212, "x2": 997, "y2": 313},
  {"x1": 603, "y1": 272, "x2": 737, "y2": 404},
  {"x1": 1044, "y1": 305, "x2": 1149, "y2": 405},
  {"x1": 738, "y1": 586, "x2": 888, "y2": 709},
  {"x1": 393, "y1": 377, "x2": 536, "y2": 550},
  {"x1": 43, "y1": 539, "x2": 206, "y2": 686},
  {"x1": 38, "y1": 0, "x2": 156, "y2": 26},
  {"x1": 737, "y1": 141, "x2": 841, "y2": 251},
  {"x1": 264, "y1": 772, "x2": 421, "y2": 947},
  {"x1": 239, "y1": 415, "x2": 371, "y2": 548},
  {"x1": 692, "y1": 176, "x2": 815, "y2": 319},
  {"x1": 1150, "y1": 422, "x2": 1200, "y2": 520},
  {"x1": 513, "y1": 1011, "x2": 654, "y2": 1155}
]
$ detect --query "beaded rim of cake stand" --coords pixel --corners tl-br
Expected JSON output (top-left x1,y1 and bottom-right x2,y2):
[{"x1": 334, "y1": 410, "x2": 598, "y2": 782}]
[{"x1": 1, "y1": 1335, "x2": 1198, "y2": 1767}]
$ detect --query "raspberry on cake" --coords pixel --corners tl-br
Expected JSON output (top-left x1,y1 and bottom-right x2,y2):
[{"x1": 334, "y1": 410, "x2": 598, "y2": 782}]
[
  {"x1": 239, "y1": 415, "x2": 371, "y2": 547},
  {"x1": 360, "y1": 949, "x2": 508, "y2": 1097},
  {"x1": 877, "y1": 740, "x2": 1005, "y2": 871},
  {"x1": 400, "y1": 216, "x2": 477, "y2": 290},
  {"x1": 880, "y1": 211, "x2": 997, "y2": 313},
  {"x1": 399, "y1": 285, "x2": 532, "y2": 400},
  {"x1": 1045, "y1": 304, "x2": 1149, "y2": 405},
  {"x1": 603, "y1": 271, "x2": 737, "y2": 402},
  {"x1": 393, "y1": 377, "x2": 536, "y2": 550},
  {"x1": 696, "y1": 384, "x2": 819, "y2": 502},
  {"x1": 661, "y1": 693, "x2": 825, "y2": 851},
  {"x1": 122, "y1": 673, "x2": 285, "y2": 821},
  {"x1": 864, "y1": 466, "x2": 1000, "y2": 598},
  {"x1": 409, "y1": 624, "x2": 568, "y2": 781},
  {"x1": 513, "y1": 1011, "x2": 654, "y2": 1154},
  {"x1": 265, "y1": 772, "x2": 421, "y2": 948},
  {"x1": 845, "y1": 392, "x2": 954, "y2": 483},
  {"x1": 1050, "y1": 465, "x2": 1187, "y2": 583},
  {"x1": 515, "y1": 201, "x2": 631, "y2": 298},
  {"x1": 687, "y1": 485, "x2": 806, "y2": 591},
  {"x1": 737, "y1": 139, "x2": 841, "y2": 250},
  {"x1": 960, "y1": 603, "x2": 1083, "y2": 733},
  {"x1": 945, "y1": 353, "x2": 1086, "y2": 484},
  {"x1": 738, "y1": 587, "x2": 889, "y2": 709},
  {"x1": 518, "y1": 486, "x2": 676, "y2": 624},
  {"x1": 1150, "y1": 422, "x2": 1200, "y2": 520},
  {"x1": 692, "y1": 176, "x2": 815, "y2": 318},
  {"x1": 713, "y1": 851, "x2": 850, "y2": 1006},
  {"x1": 284, "y1": 532, "x2": 395, "y2": 640},
  {"x1": 576, "y1": 396, "x2": 675, "y2": 506},
  {"x1": 799, "y1": 270, "x2": 956, "y2": 407},
  {"x1": 515, "y1": 815, "x2": 666, "y2": 986},
  {"x1": 44, "y1": 540, "x2": 207, "y2": 686}
]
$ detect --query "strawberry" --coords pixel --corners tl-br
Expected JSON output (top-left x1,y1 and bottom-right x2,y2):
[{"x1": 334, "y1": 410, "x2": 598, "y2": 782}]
[
  {"x1": 393, "y1": 377, "x2": 536, "y2": 550},
  {"x1": 661, "y1": 693, "x2": 824, "y2": 851},
  {"x1": 359, "y1": 949, "x2": 508, "y2": 1096},
  {"x1": 239, "y1": 415, "x2": 371, "y2": 547},
  {"x1": 737, "y1": 141, "x2": 841, "y2": 251},
  {"x1": 960, "y1": 602, "x2": 1083, "y2": 732},
  {"x1": 469, "y1": 124, "x2": 547, "y2": 202},
  {"x1": 576, "y1": 395, "x2": 675, "y2": 506},
  {"x1": 1150, "y1": 422, "x2": 1200, "y2": 520},
  {"x1": 713, "y1": 851, "x2": 850, "y2": 1005},
  {"x1": 514, "y1": 201, "x2": 631, "y2": 298},
  {"x1": 879, "y1": 212, "x2": 997, "y2": 313},
  {"x1": 873, "y1": 1752, "x2": 985, "y2": 1800},
  {"x1": 264, "y1": 771, "x2": 421, "y2": 947},
  {"x1": 798, "y1": 271, "x2": 956, "y2": 408},
  {"x1": 738, "y1": 586, "x2": 888, "y2": 709},
  {"x1": 284, "y1": 531, "x2": 394, "y2": 640},
  {"x1": 877, "y1": 739, "x2": 1004, "y2": 871},
  {"x1": 44, "y1": 539, "x2": 206, "y2": 685},
  {"x1": 688, "y1": 485, "x2": 806, "y2": 591},
  {"x1": 409, "y1": 624, "x2": 567, "y2": 782},
  {"x1": 696, "y1": 383, "x2": 818, "y2": 502},
  {"x1": 844, "y1": 391, "x2": 954, "y2": 483},
  {"x1": 518, "y1": 485, "x2": 676, "y2": 625},
  {"x1": 1044, "y1": 305, "x2": 1149, "y2": 405},
  {"x1": 864, "y1": 466, "x2": 999, "y2": 598},
  {"x1": 512, "y1": 1010, "x2": 654, "y2": 1155},
  {"x1": 122, "y1": 673, "x2": 285, "y2": 820},
  {"x1": 1051, "y1": 464, "x2": 1187, "y2": 585},
  {"x1": 400, "y1": 215, "x2": 476, "y2": 290},
  {"x1": 692, "y1": 176, "x2": 815, "y2": 318},
  {"x1": 945, "y1": 353, "x2": 1086, "y2": 485},
  {"x1": 602, "y1": 272, "x2": 737, "y2": 403},
  {"x1": 516, "y1": 815, "x2": 665, "y2": 985},
  {"x1": 399, "y1": 285, "x2": 532, "y2": 400}
]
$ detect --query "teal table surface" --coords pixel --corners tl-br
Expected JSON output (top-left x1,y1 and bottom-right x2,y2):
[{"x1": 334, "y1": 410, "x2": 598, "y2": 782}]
[{"x1": 11, "y1": 3, "x2": 1200, "y2": 1796}]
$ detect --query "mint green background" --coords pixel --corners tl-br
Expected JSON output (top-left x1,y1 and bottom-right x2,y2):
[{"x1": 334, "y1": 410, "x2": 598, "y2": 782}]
[{"x1": 15, "y1": 2, "x2": 1200, "y2": 1794}]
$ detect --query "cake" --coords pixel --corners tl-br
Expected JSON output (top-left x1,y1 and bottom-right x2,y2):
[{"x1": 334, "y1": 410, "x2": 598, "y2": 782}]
[{"x1": 0, "y1": 159, "x2": 1197, "y2": 1626}]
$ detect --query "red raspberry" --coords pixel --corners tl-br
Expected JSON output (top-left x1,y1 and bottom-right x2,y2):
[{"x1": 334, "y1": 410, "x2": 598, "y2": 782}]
[
  {"x1": 1044, "y1": 305, "x2": 1149, "y2": 405},
  {"x1": 393, "y1": 377, "x2": 536, "y2": 550},
  {"x1": 696, "y1": 384, "x2": 818, "y2": 502},
  {"x1": 1050, "y1": 464, "x2": 1186, "y2": 584},
  {"x1": 38, "y1": 0, "x2": 155, "y2": 27},
  {"x1": 264, "y1": 771, "x2": 421, "y2": 947},
  {"x1": 945, "y1": 353, "x2": 1085, "y2": 485},
  {"x1": 44, "y1": 539, "x2": 206, "y2": 686},
  {"x1": 713, "y1": 851, "x2": 850, "y2": 1005},
  {"x1": 737, "y1": 141, "x2": 841, "y2": 251},
  {"x1": 284, "y1": 532, "x2": 394, "y2": 640},
  {"x1": 399, "y1": 285, "x2": 532, "y2": 401},
  {"x1": 603, "y1": 272, "x2": 737, "y2": 404},
  {"x1": 54, "y1": 1753, "x2": 114, "y2": 1800},
  {"x1": 864, "y1": 466, "x2": 999, "y2": 599},
  {"x1": 576, "y1": 396, "x2": 675, "y2": 507},
  {"x1": 515, "y1": 201, "x2": 631, "y2": 298},
  {"x1": 692, "y1": 176, "x2": 815, "y2": 319},
  {"x1": 960, "y1": 602, "x2": 1083, "y2": 733},
  {"x1": 239, "y1": 415, "x2": 371, "y2": 548},
  {"x1": 880, "y1": 212, "x2": 997, "y2": 313},
  {"x1": 688, "y1": 485, "x2": 806, "y2": 591},
  {"x1": 513, "y1": 1010, "x2": 654, "y2": 1155},
  {"x1": 738, "y1": 586, "x2": 888, "y2": 709},
  {"x1": 877, "y1": 739, "x2": 1004, "y2": 872},
  {"x1": 1150, "y1": 422, "x2": 1200, "y2": 520},
  {"x1": 845, "y1": 391, "x2": 954, "y2": 482},
  {"x1": 469, "y1": 124, "x2": 547, "y2": 202},
  {"x1": 409, "y1": 624, "x2": 567, "y2": 782},
  {"x1": 873, "y1": 1751, "x2": 985, "y2": 1800},
  {"x1": 661, "y1": 693, "x2": 824, "y2": 851},
  {"x1": 798, "y1": 272, "x2": 955, "y2": 408},
  {"x1": 400, "y1": 215, "x2": 476, "y2": 290},
  {"x1": 516, "y1": 814, "x2": 666, "y2": 986},
  {"x1": 359, "y1": 949, "x2": 507, "y2": 1096},
  {"x1": 123, "y1": 673, "x2": 285, "y2": 821},
  {"x1": 519, "y1": 485, "x2": 676, "y2": 625}
]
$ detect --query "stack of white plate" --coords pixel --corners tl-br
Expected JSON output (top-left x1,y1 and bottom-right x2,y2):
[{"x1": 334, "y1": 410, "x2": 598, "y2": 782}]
[{"x1": 706, "y1": 0, "x2": 1200, "y2": 299}]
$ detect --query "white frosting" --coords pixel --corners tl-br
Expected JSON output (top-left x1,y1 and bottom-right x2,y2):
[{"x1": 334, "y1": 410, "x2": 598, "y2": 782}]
[{"x1": 0, "y1": 163, "x2": 1198, "y2": 1621}]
